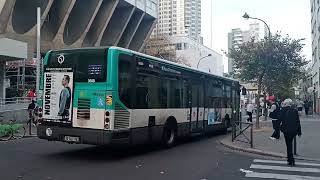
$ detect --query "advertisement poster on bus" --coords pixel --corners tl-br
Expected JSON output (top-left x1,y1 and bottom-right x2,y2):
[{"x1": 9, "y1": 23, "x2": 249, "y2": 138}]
[
  {"x1": 208, "y1": 108, "x2": 222, "y2": 125},
  {"x1": 43, "y1": 67, "x2": 73, "y2": 124}
]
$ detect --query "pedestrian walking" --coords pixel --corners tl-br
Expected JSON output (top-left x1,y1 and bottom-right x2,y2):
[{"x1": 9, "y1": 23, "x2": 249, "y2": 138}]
[
  {"x1": 304, "y1": 100, "x2": 309, "y2": 115},
  {"x1": 27, "y1": 88, "x2": 36, "y2": 101},
  {"x1": 269, "y1": 100, "x2": 280, "y2": 140},
  {"x1": 27, "y1": 100, "x2": 37, "y2": 124},
  {"x1": 246, "y1": 103, "x2": 254, "y2": 122},
  {"x1": 296, "y1": 99, "x2": 303, "y2": 116},
  {"x1": 279, "y1": 99, "x2": 302, "y2": 166}
]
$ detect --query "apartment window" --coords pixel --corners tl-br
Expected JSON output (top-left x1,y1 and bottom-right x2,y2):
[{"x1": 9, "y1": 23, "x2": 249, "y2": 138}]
[{"x1": 176, "y1": 43, "x2": 182, "y2": 50}]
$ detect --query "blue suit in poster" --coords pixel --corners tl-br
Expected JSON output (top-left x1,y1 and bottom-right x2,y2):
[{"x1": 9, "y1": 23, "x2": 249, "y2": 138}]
[
  {"x1": 214, "y1": 109, "x2": 221, "y2": 123},
  {"x1": 208, "y1": 111, "x2": 214, "y2": 125},
  {"x1": 208, "y1": 109, "x2": 222, "y2": 125}
]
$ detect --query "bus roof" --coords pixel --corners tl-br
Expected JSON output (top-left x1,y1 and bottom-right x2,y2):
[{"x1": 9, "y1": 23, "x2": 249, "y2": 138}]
[
  {"x1": 48, "y1": 46, "x2": 239, "y2": 84},
  {"x1": 109, "y1": 46, "x2": 239, "y2": 84}
]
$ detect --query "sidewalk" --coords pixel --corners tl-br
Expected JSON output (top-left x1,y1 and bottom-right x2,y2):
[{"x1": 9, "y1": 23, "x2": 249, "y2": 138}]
[{"x1": 221, "y1": 114, "x2": 320, "y2": 161}]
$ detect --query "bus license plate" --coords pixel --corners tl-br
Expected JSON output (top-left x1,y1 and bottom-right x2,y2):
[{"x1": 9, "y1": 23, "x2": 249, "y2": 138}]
[{"x1": 64, "y1": 136, "x2": 80, "y2": 143}]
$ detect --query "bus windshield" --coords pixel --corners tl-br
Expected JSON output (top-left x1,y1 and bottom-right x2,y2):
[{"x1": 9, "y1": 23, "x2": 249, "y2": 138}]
[{"x1": 47, "y1": 48, "x2": 107, "y2": 83}]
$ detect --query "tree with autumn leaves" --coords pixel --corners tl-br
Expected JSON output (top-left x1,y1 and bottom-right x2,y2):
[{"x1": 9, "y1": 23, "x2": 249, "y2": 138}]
[
  {"x1": 144, "y1": 35, "x2": 190, "y2": 66},
  {"x1": 228, "y1": 33, "x2": 308, "y2": 128}
]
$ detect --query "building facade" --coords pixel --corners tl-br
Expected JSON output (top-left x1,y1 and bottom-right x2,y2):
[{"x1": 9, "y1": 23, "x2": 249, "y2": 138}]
[
  {"x1": 171, "y1": 36, "x2": 223, "y2": 76},
  {"x1": 310, "y1": 0, "x2": 320, "y2": 113},
  {"x1": 0, "y1": 0, "x2": 158, "y2": 100},
  {"x1": 227, "y1": 22, "x2": 261, "y2": 73},
  {"x1": 152, "y1": 0, "x2": 201, "y2": 42}
]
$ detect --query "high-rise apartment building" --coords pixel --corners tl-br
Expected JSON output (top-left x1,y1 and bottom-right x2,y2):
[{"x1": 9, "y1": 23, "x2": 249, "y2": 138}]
[
  {"x1": 227, "y1": 23, "x2": 261, "y2": 73},
  {"x1": 152, "y1": 0, "x2": 201, "y2": 42},
  {"x1": 310, "y1": 0, "x2": 320, "y2": 113},
  {"x1": 146, "y1": 0, "x2": 224, "y2": 76}
]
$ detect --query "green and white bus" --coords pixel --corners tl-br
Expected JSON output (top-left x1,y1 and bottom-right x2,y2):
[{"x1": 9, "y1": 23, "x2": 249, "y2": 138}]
[{"x1": 37, "y1": 46, "x2": 240, "y2": 146}]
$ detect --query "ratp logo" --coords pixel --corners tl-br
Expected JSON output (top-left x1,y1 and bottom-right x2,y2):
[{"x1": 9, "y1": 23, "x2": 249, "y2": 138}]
[{"x1": 57, "y1": 54, "x2": 65, "y2": 64}]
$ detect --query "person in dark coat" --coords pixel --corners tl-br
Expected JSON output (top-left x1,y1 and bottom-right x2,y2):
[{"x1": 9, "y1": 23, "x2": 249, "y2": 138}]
[
  {"x1": 279, "y1": 99, "x2": 302, "y2": 166},
  {"x1": 269, "y1": 100, "x2": 281, "y2": 140}
]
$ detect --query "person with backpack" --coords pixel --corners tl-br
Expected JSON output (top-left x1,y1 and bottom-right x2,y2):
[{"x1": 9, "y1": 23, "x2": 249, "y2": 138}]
[
  {"x1": 269, "y1": 100, "x2": 281, "y2": 140},
  {"x1": 279, "y1": 99, "x2": 302, "y2": 166}
]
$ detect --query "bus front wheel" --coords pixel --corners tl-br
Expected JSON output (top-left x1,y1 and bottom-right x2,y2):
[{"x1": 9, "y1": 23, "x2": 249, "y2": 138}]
[{"x1": 162, "y1": 120, "x2": 177, "y2": 148}]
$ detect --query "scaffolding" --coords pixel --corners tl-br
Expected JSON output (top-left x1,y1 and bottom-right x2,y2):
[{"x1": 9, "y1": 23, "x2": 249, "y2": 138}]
[{"x1": 5, "y1": 59, "x2": 37, "y2": 98}]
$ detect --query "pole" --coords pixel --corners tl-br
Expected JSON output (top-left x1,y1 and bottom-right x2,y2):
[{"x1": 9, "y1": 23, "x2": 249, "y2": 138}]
[
  {"x1": 250, "y1": 122, "x2": 253, "y2": 148},
  {"x1": 210, "y1": 0, "x2": 213, "y2": 48},
  {"x1": 256, "y1": 19, "x2": 271, "y2": 121},
  {"x1": 29, "y1": 115, "x2": 32, "y2": 135},
  {"x1": 294, "y1": 136, "x2": 297, "y2": 155},
  {"x1": 197, "y1": 55, "x2": 211, "y2": 69},
  {"x1": 36, "y1": 7, "x2": 41, "y2": 101}
]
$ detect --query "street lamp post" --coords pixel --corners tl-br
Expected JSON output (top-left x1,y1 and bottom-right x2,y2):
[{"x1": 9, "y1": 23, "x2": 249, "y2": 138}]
[
  {"x1": 197, "y1": 54, "x2": 212, "y2": 69},
  {"x1": 314, "y1": 86, "x2": 317, "y2": 114},
  {"x1": 243, "y1": 12, "x2": 271, "y2": 39},
  {"x1": 243, "y1": 12, "x2": 272, "y2": 127}
]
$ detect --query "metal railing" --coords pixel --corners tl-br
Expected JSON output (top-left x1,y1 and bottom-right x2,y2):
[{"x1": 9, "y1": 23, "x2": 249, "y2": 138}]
[
  {"x1": 0, "y1": 97, "x2": 32, "y2": 106},
  {"x1": 232, "y1": 117, "x2": 253, "y2": 148}
]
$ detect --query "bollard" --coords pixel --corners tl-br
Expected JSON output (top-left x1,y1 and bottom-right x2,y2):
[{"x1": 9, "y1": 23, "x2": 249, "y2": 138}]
[{"x1": 294, "y1": 136, "x2": 297, "y2": 155}]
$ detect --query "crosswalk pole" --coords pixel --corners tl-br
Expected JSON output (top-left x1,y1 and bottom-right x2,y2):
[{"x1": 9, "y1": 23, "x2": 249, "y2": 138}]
[{"x1": 294, "y1": 136, "x2": 297, "y2": 155}]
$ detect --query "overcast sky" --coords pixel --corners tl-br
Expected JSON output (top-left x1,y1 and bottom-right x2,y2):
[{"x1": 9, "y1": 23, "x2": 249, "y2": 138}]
[{"x1": 201, "y1": 0, "x2": 312, "y2": 72}]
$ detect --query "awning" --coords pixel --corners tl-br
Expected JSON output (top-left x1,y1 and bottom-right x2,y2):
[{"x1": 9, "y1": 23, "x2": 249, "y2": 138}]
[{"x1": 0, "y1": 38, "x2": 27, "y2": 61}]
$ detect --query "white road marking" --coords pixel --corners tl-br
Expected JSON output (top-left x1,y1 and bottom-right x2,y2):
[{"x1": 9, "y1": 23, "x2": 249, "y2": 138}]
[
  {"x1": 254, "y1": 159, "x2": 320, "y2": 167},
  {"x1": 250, "y1": 164, "x2": 320, "y2": 173},
  {"x1": 240, "y1": 168, "x2": 253, "y2": 173},
  {"x1": 246, "y1": 172, "x2": 320, "y2": 180}
]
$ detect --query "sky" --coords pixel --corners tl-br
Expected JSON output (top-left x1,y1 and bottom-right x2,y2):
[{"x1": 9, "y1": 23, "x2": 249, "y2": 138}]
[{"x1": 201, "y1": 0, "x2": 312, "y2": 72}]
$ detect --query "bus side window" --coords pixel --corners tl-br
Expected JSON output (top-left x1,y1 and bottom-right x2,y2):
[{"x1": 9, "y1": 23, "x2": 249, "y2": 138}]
[
  {"x1": 223, "y1": 84, "x2": 231, "y2": 108},
  {"x1": 136, "y1": 75, "x2": 149, "y2": 109},
  {"x1": 119, "y1": 55, "x2": 134, "y2": 108}
]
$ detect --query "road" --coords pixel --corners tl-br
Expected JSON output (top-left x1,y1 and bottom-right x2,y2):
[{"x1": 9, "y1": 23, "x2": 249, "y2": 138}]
[{"x1": 1, "y1": 133, "x2": 320, "y2": 180}]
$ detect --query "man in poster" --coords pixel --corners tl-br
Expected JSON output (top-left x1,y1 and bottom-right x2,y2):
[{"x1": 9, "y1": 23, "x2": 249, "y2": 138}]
[{"x1": 58, "y1": 75, "x2": 71, "y2": 120}]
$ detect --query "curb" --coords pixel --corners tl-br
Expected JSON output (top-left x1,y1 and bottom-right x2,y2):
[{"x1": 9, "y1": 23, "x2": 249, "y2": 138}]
[
  {"x1": 23, "y1": 135, "x2": 37, "y2": 138},
  {"x1": 220, "y1": 135, "x2": 320, "y2": 162}
]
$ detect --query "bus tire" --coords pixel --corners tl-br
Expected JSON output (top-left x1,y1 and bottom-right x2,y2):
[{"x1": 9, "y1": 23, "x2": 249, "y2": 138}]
[{"x1": 162, "y1": 119, "x2": 177, "y2": 148}]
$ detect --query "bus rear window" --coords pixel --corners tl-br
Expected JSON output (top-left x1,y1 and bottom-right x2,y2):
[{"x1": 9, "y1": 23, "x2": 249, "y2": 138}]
[{"x1": 47, "y1": 49, "x2": 107, "y2": 82}]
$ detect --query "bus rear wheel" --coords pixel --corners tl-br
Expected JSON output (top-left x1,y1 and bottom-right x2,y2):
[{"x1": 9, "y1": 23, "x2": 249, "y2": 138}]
[{"x1": 162, "y1": 122, "x2": 177, "y2": 148}]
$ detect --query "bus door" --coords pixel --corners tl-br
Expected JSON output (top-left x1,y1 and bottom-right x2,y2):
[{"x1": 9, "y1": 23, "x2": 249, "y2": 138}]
[{"x1": 190, "y1": 82, "x2": 205, "y2": 132}]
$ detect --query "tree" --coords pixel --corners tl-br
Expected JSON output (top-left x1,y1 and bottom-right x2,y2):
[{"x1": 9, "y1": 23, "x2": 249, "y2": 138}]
[
  {"x1": 144, "y1": 35, "x2": 190, "y2": 66},
  {"x1": 228, "y1": 33, "x2": 307, "y2": 128}
]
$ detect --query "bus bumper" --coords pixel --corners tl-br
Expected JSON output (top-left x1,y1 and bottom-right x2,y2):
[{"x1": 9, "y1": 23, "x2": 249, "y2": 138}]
[{"x1": 37, "y1": 125, "x2": 130, "y2": 145}]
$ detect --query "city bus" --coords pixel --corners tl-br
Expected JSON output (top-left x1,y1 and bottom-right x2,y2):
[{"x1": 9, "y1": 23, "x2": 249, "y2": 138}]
[{"x1": 37, "y1": 46, "x2": 240, "y2": 147}]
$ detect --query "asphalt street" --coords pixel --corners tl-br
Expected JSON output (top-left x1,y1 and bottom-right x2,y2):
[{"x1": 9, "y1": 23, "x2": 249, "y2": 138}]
[{"x1": 1, "y1": 133, "x2": 319, "y2": 180}]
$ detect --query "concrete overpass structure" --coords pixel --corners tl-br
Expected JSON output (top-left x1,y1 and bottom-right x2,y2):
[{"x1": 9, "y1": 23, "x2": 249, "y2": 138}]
[{"x1": 0, "y1": 0, "x2": 158, "y2": 100}]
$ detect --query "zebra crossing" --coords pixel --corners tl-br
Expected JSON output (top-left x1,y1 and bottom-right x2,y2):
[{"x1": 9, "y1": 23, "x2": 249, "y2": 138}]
[{"x1": 242, "y1": 159, "x2": 320, "y2": 179}]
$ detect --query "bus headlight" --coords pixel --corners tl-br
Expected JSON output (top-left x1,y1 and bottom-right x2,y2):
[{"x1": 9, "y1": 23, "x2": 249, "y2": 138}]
[
  {"x1": 104, "y1": 124, "x2": 109, "y2": 129},
  {"x1": 46, "y1": 128, "x2": 53, "y2": 137}
]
